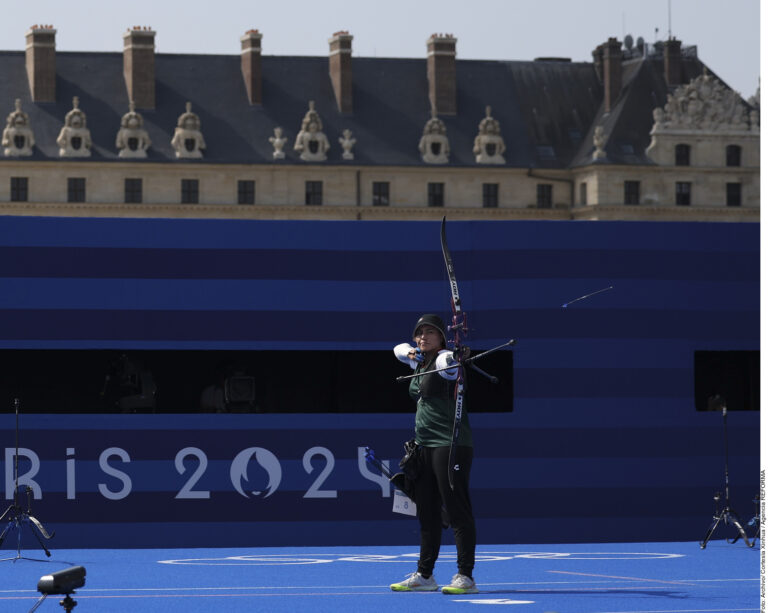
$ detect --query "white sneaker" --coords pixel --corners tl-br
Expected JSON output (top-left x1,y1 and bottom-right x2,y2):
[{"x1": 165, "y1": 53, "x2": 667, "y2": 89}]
[
  {"x1": 390, "y1": 571, "x2": 439, "y2": 592},
  {"x1": 441, "y1": 573, "x2": 479, "y2": 594}
]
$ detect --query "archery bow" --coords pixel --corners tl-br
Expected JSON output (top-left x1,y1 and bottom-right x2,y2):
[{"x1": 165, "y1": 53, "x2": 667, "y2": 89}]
[{"x1": 440, "y1": 216, "x2": 468, "y2": 490}]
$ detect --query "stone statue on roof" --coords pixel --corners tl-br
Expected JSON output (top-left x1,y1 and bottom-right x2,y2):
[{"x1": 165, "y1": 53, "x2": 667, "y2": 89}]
[
  {"x1": 651, "y1": 72, "x2": 751, "y2": 133},
  {"x1": 269, "y1": 126, "x2": 287, "y2": 160},
  {"x1": 116, "y1": 101, "x2": 151, "y2": 158},
  {"x1": 171, "y1": 102, "x2": 205, "y2": 159},
  {"x1": 419, "y1": 107, "x2": 450, "y2": 164},
  {"x1": 294, "y1": 101, "x2": 330, "y2": 162},
  {"x1": 2, "y1": 99, "x2": 35, "y2": 157},
  {"x1": 592, "y1": 125, "x2": 607, "y2": 160},
  {"x1": 473, "y1": 106, "x2": 506, "y2": 164},
  {"x1": 57, "y1": 97, "x2": 92, "y2": 157},
  {"x1": 339, "y1": 129, "x2": 356, "y2": 160}
]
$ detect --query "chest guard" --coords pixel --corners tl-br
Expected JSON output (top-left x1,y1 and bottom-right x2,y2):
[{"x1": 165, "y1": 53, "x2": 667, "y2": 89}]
[{"x1": 416, "y1": 353, "x2": 454, "y2": 400}]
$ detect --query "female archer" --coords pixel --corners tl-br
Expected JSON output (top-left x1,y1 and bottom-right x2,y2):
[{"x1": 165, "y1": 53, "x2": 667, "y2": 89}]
[{"x1": 389, "y1": 313, "x2": 478, "y2": 595}]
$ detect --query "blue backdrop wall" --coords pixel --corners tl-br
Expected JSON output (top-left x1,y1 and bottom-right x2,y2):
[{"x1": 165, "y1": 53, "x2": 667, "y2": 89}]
[{"x1": 0, "y1": 216, "x2": 759, "y2": 548}]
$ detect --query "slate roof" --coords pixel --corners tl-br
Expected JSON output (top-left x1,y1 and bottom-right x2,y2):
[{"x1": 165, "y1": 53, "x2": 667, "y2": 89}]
[
  {"x1": 571, "y1": 53, "x2": 714, "y2": 167},
  {"x1": 0, "y1": 47, "x2": 733, "y2": 168}
]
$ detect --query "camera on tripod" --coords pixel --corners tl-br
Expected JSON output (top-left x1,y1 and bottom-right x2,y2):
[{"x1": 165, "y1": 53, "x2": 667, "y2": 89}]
[
  {"x1": 38, "y1": 565, "x2": 86, "y2": 594},
  {"x1": 29, "y1": 565, "x2": 86, "y2": 613}
]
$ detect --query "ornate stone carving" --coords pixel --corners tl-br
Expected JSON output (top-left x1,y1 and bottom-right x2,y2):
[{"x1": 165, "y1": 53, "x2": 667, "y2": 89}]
[
  {"x1": 269, "y1": 126, "x2": 287, "y2": 159},
  {"x1": 56, "y1": 97, "x2": 92, "y2": 157},
  {"x1": 339, "y1": 129, "x2": 356, "y2": 160},
  {"x1": 419, "y1": 108, "x2": 450, "y2": 164},
  {"x1": 2, "y1": 99, "x2": 35, "y2": 156},
  {"x1": 473, "y1": 106, "x2": 505, "y2": 164},
  {"x1": 294, "y1": 101, "x2": 330, "y2": 162},
  {"x1": 171, "y1": 102, "x2": 205, "y2": 159},
  {"x1": 115, "y1": 101, "x2": 151, "y2": 158},
  {"x1": 650, "y1": 72, "x2": 751, "y2": 133},
  {"x1": 592, "y1": 125, "x2": 607, "y2": 160}
]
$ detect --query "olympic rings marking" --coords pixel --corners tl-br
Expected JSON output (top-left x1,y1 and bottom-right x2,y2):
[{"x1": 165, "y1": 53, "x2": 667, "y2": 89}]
[{"x1": 158, "y1": 551, "x2": 684, "y2": 566}]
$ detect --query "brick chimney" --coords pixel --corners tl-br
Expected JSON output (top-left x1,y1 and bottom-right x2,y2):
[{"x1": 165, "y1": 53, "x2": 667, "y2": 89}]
[
  {"x1": 25, "y1": 25, "x2": 56, "y2": 102},
  {"x1": 123, "y1": 27, "x2": 156, "y2": 109},
  {"x1": 602, "y1": 37, "x2": 623, "y2": 112},
  {"x1": 663, "y1": 38, "x2": 682, "y2": 87},
  {"x1": 427, "y1": 33, "x2": 457, "y2": 115},
  {"x1": 329, "y1": 31, "x2": 353, "y2": 114},
  {"x1": 592, "y1": 44, "x2": 604, "y2": 82},
  {"x1": 241, "y1": 30, "x2": 263, "y2": 105}
]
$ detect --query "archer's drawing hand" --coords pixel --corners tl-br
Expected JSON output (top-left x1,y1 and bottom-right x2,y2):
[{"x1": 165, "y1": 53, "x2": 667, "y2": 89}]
[{"x1": 408, "y1": 348, "x2": 425, "y2": 363}]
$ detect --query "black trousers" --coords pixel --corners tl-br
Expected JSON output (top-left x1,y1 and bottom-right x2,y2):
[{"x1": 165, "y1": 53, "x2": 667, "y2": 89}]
[{"x1": 415, "y1": 445, "x2": 476, "y2": 579}]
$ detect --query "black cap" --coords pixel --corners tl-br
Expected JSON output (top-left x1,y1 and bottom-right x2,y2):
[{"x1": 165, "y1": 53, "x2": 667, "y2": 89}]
[{"x1": 412, "y1": 314, "x2": 447, "y2": 346}]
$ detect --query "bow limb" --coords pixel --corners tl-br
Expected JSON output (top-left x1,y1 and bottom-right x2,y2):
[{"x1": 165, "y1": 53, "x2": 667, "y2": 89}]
[{"x1": 440, "y1": 216, "x2": 467, "y2": 491}]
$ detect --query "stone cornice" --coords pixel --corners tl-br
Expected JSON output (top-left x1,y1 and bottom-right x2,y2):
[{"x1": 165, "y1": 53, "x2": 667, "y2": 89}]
[
  {"x1": 0, "y1": 202, "x2": 757, "y2": 222},
  {"x1": 572, "y1": 204, "x2": 759, "y2": 222},
  {"x1": 0, "y1": 202, "x2": 572, "y2": 221}
]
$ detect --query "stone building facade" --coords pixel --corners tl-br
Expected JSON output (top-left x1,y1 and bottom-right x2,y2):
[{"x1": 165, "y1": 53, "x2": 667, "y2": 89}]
[{"x1": 0, "y1": 26, "x2": 759, "y2": 221}]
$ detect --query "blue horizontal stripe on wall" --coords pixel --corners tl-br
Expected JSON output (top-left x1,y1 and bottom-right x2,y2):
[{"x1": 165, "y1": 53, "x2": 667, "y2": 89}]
[
  {"x1": 20, "y1": 454, "x2": 756, "y2": 493},
  {"x1": 59, "y1": 455, "x2": 768, "y2": 493},
  {"x1": 0, "y1": 308, "x2": 756, "y2": 344},
  {"x1": 4, "y1": 408, "x2": 751, "y2": 431},
  {"x1": 27, "y1": 516, "x2": 752, "y2": 548},
  {"x1": 27, "y1": 485, "x2": 756, "y2": 525},
  {"x1": 6, "y1": 424, "x2": 756, "y2": 461},
  {"x1": 0, "y1": 217, "x2": 758, "y2": 253},
  {"x1": 0, "y1": 278, "x2": 757, "y2": 312},
  {"x1": 0, "y1": 246, "x2": 757, "y2": 281}
]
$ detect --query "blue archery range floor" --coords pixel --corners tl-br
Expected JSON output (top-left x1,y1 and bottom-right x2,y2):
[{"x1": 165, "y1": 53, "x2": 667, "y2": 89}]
[{"x1": 0, "y1": 539, "x2": 759, "y2": 613}]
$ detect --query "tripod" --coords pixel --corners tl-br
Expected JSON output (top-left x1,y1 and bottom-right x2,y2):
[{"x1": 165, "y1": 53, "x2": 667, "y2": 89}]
[
  {"x1": 29, "y1": 594, "x2": 78, "y2": 613},
  {"x1": 699, "y1": 397, "x2": 753, "y2": 549},
  {"x1": 0, "y1": 398, "x2": 55, "y2": 561}
]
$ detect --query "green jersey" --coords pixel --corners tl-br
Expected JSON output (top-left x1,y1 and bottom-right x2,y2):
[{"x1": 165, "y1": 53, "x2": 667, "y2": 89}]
[{"x1": 408, "y1": 354, "x2": 472, "y2": 448}]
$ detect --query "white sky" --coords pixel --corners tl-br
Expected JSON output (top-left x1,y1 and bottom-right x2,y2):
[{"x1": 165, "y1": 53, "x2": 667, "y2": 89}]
[{"x1": 0, "y1": 0, "x2": 760, "y2": 98}]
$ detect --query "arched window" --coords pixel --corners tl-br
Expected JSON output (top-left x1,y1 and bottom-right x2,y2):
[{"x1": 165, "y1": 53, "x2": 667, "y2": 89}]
[
  {"x1": 675, "y1": 144, "x2": 691, "y2": 166},
  {"x1": 726, "y1": 145, "x2": 742, "y2": 167}
]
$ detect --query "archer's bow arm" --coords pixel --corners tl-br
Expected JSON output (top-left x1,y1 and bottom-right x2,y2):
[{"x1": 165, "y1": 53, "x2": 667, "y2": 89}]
[{"x1": 394, "y1": 344, "x2": 458, "y2": 380}]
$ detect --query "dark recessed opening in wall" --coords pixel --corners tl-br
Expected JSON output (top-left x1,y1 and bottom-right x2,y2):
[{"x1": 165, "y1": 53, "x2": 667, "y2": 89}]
[
  {"x1": 694, "y1": 350, "x2": 759, "y2": 411},
  {"x1": 0, "y1": 349, "x2": 514, "y2": 414}
]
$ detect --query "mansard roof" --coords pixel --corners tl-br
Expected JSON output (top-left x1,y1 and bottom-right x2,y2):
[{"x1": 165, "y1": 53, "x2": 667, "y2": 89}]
[
  {"x1": 571, "y1": 53, "x2": 717, "y2": 167},
  {"x1": 0, "y1": 45, "x2": 734, "y2": 168}
]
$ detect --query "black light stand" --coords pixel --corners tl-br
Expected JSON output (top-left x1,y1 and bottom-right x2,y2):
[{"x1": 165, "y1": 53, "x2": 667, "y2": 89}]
[
  {"x1": 0, "y1": 398, "x2": 55, "y2": 561},
  {"x1": 699, "y1": 396, "x2": 753, "y2": 549}
]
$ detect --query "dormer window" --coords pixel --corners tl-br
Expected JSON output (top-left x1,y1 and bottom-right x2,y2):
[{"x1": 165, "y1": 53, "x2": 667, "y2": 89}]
[
  {"x1": 294, "y1": 101, "x2": 330, "y2": 162},
  {"x1": 2, "y1": 99, "x2": 35, "y2": 157},
  {"x1": 116, "y1": 102, "x2": 151, "y2": 158},
  {"x1": 419, "y1": 109, "x2": 450, "y2": 164},
  {"x1": 675, "y1": 144, "x2": 690, "y2": 166},
  {"x1": 171, "y1": 102, "x2": 205, "y2": 159},
  {"x1": 57, "y1": 97, "x2": 92, "y2": 158},
  {"x1": 473, "y1": 106, "x2": 506, "y2": 164}
]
